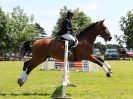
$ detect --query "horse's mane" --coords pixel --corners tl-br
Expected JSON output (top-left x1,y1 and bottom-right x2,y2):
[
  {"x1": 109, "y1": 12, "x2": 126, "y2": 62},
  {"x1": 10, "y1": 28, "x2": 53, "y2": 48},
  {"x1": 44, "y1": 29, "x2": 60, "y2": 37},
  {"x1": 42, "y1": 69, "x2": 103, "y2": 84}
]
[{"x1": 77, "y1": 22, "x2": 98, "y2": 37}]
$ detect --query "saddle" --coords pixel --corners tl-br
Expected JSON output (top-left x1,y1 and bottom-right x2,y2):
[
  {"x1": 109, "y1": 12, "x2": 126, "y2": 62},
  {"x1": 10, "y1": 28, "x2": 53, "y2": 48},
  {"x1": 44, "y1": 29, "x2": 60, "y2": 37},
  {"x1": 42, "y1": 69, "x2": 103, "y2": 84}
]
[
  {"x1": 56, "y1": 36, "x2": 78, "y2": 48},
  {"x1": 56, "y1": 36, "x2": 78, "y2": 60}
]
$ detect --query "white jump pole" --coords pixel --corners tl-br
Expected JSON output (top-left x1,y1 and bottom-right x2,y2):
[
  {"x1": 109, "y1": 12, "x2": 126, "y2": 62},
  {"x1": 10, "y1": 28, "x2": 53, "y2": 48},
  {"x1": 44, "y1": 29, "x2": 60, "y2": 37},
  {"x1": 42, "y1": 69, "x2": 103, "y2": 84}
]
[{"x1": 62, "y1": 40, "x2": 69, "y2": 97}]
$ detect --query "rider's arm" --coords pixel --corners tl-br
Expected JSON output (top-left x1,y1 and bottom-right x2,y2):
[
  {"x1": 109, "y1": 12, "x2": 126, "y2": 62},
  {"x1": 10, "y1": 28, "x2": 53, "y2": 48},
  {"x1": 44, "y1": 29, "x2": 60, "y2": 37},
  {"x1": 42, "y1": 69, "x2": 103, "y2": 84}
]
[{"x1": 65, "y1": 19, "x2": 72, "y2": 31}]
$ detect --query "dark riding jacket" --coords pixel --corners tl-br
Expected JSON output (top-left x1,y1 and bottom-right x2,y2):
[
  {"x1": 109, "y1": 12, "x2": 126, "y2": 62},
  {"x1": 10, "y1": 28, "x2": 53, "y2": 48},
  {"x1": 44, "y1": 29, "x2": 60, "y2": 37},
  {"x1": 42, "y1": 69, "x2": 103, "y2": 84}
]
[{"x1": 59, "y1": 18, "x2": 73, "y2": 35}]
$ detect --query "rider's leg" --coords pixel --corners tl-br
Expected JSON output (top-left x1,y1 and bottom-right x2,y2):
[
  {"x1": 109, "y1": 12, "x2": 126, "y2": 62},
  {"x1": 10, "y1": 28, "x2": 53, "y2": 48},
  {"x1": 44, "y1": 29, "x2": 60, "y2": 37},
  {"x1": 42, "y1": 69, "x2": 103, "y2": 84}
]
[
  {"x1": 61, "y1": 34, "x2": 76, "y2": 53},
  {"x1": 68, "y1": 40, "x2": 75, "y2": 50}
]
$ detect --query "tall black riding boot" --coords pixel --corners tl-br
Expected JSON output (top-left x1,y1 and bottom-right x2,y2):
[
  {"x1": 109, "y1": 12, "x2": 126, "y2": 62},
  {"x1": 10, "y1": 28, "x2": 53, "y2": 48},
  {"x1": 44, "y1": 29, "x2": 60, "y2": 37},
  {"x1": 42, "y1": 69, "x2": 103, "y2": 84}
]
[{"x1": 68, "y1": 41, "x2": 75, "y2": 54}]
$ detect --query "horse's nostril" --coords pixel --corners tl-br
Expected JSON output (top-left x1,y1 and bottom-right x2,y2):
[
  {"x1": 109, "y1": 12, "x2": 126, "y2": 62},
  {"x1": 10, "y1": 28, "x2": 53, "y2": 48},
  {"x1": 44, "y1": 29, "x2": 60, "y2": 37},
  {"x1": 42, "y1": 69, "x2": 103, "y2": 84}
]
[
  {"x1": 110, "y1": 37, "x2": 112, "y2": 40},
  {"x1": 108, "y1": 37, "x2": 112, "y2": 41}
]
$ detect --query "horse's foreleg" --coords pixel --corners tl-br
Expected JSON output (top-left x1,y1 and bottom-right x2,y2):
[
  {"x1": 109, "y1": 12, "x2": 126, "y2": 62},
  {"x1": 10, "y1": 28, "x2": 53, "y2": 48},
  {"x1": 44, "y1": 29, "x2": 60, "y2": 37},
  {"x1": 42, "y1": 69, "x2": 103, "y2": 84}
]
[
  {"x1": 94, "y1": 59, "x2": 109, "y2": 75},
  {"x1": 89, "y1": 55, "x2": 112, "y2": 77},
  {"x1": 96, "y1": 57, "x2": 112, "y2": 73},
  {"x1": 103, "y1": 61, "x2": 112, "y2": 73}
]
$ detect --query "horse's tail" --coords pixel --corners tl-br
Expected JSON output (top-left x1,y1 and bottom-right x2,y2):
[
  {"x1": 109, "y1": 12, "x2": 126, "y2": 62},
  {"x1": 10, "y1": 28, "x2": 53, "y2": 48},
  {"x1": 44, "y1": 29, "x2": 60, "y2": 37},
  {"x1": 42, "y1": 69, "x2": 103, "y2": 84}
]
[{"x1": 20, "y1": 40, "x2": 32, "y2": 58}]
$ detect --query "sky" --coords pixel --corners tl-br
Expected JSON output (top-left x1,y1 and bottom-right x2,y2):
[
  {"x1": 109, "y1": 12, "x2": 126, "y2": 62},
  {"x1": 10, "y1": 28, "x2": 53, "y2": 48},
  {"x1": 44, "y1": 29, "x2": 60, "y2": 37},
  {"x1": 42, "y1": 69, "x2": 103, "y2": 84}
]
[{"x1": 0, "y1": 0, "x2": 133, "y2": 44}]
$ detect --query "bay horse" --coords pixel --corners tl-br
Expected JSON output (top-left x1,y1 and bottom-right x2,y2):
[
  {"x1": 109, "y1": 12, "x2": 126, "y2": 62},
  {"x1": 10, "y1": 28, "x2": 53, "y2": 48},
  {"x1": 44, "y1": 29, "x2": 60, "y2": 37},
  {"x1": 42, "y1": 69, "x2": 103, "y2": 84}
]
[{"x1": 18, "y1": 20, "x2": 112, "y2": 87}]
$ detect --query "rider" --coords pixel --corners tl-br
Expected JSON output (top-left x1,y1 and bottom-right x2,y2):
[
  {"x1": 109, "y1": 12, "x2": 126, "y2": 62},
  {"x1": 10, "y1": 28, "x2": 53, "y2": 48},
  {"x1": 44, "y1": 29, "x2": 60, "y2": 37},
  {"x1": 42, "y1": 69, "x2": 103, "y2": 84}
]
[{"x1": 59, "y1": 10, "x2": 76, "y2": 53}]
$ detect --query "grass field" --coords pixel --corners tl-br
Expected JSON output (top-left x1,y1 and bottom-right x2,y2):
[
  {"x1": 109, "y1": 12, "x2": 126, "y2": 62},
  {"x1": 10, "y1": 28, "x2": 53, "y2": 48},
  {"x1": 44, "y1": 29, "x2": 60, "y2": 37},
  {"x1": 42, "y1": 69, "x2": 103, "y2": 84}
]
[{"x1": 0, "y1": 60, "x2": 133, "y2": 99}]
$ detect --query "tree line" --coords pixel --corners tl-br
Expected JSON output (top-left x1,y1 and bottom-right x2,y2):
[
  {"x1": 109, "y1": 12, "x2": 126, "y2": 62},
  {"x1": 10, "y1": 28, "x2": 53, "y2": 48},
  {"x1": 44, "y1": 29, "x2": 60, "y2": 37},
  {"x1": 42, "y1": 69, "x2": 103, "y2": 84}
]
[
  {"x1": 116, "y1": 9, "x2": 133, "y2": 49},
  {"x1": 0, "y1": 6, "x2": 45, "y2": 53}
]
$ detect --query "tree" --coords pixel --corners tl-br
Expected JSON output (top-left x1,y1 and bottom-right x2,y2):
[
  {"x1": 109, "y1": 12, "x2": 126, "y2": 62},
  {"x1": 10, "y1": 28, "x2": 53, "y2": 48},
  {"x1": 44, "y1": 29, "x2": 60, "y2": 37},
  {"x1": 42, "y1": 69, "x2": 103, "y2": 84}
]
[
  {"x1": 119, "y1": 9, "x2": 133, "y2": 49},
  {"x1": 0, "y1": 6, "x2": 46, "y2": 52},
  {"x1": 5, "y1": 6, "x2": 39, "y2": 52},
  {"x1": 35, "y1": 23, "x2": 46, "y2": 36},
  {"x1": 114, "y1": 35, "x2": 125, "y2": 47},
  {"x1": 52, "y1": 6, "x2": 92, "y2": 37},
  {"x1": 0, "y1": 7, "x2": 8, "y2": 51}
]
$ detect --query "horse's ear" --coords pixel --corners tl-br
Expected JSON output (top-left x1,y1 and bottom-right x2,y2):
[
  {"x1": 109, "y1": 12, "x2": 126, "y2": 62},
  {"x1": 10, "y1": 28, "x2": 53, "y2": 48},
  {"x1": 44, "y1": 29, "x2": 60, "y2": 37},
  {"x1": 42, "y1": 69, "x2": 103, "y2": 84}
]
[
  {"x1": 99, "y1": 19, "x2": 105, "y2": 24},
  {"x1": 102, "y1": 19, "x2": 105, "y2": 23}
]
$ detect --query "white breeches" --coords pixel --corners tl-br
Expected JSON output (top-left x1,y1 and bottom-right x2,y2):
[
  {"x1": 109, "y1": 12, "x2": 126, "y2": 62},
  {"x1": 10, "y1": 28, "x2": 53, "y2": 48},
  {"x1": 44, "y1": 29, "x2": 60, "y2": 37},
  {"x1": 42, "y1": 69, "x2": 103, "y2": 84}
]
[{"x1": 61, "y1": 34, "x2": 76, "y2": 41}]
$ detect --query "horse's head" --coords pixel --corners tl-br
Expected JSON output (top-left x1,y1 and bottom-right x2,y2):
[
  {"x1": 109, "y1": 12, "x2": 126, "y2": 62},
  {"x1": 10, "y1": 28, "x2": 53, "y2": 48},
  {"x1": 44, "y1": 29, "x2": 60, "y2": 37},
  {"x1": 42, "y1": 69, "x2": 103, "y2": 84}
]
[{"x1": 97, "y1": 20, "x2": 112, "y2": 41}]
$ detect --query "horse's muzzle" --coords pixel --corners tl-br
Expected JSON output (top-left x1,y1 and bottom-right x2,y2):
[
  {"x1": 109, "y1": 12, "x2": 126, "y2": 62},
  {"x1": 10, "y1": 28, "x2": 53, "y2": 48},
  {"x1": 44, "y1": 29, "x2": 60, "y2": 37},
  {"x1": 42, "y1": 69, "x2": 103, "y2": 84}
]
[
  {"x1": 108, "y1": 37, "x2": 112, "y2": 41},
  {"x1": 105, "y1": 36, "x2": 112, "y2": 41}
]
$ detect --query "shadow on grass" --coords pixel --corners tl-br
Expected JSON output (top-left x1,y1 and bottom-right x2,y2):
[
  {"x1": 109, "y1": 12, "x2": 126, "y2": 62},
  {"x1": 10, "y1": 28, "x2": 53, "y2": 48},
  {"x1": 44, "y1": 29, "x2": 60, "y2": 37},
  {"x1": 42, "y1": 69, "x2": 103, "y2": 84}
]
[
  {"x1": 0, "y1": 85, "x2": 74, "y2": 98},
  {"x1": 52, "y1": 86, "x2": 63, "y2": 98},
  {"x1": 0, "y1": 92, "x2": 51, "y2": 96},
  {"x1": 52, "y1": 86, "x2": 72, "y2": 99}
]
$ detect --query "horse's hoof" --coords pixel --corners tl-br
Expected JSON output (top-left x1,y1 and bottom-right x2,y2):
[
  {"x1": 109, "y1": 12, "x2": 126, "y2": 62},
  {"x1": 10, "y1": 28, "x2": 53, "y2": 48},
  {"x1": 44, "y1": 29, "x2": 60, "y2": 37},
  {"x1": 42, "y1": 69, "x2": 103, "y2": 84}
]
[
  {"x1": 106, "y1": 73, "x2": 112, "y2": 78},
  {"x1": 108, "y1": 68, "x2": 112, "y2": 73},
  {"x1": 18, "y1": 78, "x2": 23, "y2": 87}
]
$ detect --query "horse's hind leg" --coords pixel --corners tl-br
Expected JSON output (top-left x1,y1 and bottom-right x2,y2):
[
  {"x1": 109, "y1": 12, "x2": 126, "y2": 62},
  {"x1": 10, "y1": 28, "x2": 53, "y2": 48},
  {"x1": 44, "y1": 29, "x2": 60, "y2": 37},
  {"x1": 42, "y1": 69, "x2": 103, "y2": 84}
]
[
  {"x1": 96, "y1": 57, "x2": 112, "y2": 73},
  {"x1": 18, "y1": 56, "x2": 47, "y2": 87},
  {"x1": 18, "y1": 60, "x2": 30, "y2": 87}
]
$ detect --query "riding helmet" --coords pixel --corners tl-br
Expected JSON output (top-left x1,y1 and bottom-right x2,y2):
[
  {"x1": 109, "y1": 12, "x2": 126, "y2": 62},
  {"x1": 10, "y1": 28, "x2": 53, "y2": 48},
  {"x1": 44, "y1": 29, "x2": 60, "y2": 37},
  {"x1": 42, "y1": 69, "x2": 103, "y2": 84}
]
[{"x1": 67, "y1": 10, "x2": 74, "y2": 17}]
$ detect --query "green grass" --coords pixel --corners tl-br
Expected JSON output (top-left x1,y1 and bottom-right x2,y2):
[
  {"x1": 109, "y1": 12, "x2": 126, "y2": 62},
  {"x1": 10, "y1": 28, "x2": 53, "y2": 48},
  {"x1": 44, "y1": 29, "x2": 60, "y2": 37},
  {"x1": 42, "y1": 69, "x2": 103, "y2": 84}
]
[{"x1": 0, "y1": 60, "x2": 133, "y2": 99}]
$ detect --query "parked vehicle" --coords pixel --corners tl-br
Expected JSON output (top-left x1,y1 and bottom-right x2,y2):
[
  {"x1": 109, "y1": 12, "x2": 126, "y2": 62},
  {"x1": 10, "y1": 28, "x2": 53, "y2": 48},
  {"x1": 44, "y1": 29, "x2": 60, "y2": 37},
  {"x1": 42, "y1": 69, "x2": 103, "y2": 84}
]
[
  {"x1": 126, "y1": 51, "x2": 133, "y2": 57},
  {"x1": 117, "y1": 48, "x2": 130, "y2": 59},
  {"x1": 94, "y1": 48, "x2": 101, "y2": 57},
  {"x1": 126, "y1": 50, "x2": 133, "y2": 59},
  {"x1": 104, "y1": 49, "x2": 119, "y2": 60},
  {"x1": 0, "y1": 52, "x2": 10, "y2": 61}
]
